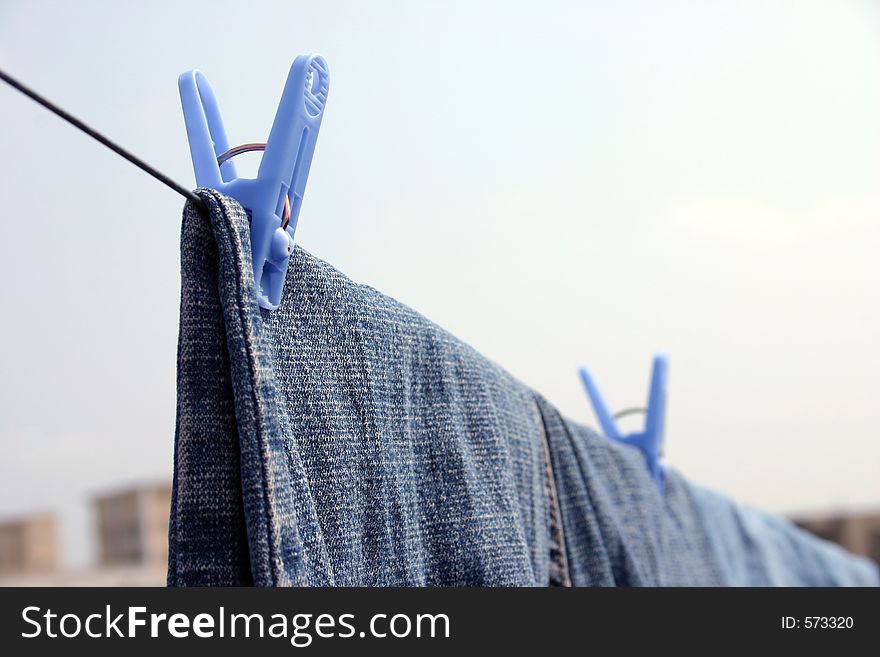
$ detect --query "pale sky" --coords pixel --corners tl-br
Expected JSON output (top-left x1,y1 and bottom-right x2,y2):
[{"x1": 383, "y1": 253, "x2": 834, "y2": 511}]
[{"x1": 1, "y1": 0, "x2": 878, "y2": 567}]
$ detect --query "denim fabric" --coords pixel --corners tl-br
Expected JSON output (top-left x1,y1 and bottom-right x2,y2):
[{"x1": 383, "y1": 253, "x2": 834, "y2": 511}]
[
  {"x1": 170, "y1": 190, "x2": 562, "y2": 586},
  {"x1": 170, "y1": 189, "x2": 874, "y2": 587},
  {"x1": 687, "y1": 484, "x2": 880, "y2": 586},
  {"x1": 537, "y1": 398, "x2": 724, "y2": 586}
]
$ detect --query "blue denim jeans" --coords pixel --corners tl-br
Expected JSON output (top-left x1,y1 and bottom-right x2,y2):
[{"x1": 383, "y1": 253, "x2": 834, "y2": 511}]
[
  {"x1": 170, "y1": 190, "x2": 559, "y2": 586},
  {"x1": 687, "y1": 483, "x2": 878, "y2": 586},
  {"x1": 168, "y1": 190, "x2": 878, "y2": 587},
  {"x1": 536, "y1": 397, "x2": 725, "y2": 586}
]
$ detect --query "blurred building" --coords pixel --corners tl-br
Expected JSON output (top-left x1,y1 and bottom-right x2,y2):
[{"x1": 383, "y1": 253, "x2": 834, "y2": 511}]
[
  {"x1": 94, "y1": 482, "x2": 171, "y2": 568},
  {"x1": 0, "y1": 481, "x2": 171, "y2": 586},
  {"x1": 793, "y1": 511, "x2": 880, "y2": 562},
  {"x1": 0, "y1": 514, "x2": 58, "y2": 576}
]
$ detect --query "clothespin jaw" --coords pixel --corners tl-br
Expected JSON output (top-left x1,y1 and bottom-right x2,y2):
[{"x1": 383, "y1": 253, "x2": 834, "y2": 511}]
[
  {"x1": 579, "y1": 353, "x2": 669, "y2": 495},
  {"x1": 179, "y1": 54, "x2": 330, "y2": 310}
]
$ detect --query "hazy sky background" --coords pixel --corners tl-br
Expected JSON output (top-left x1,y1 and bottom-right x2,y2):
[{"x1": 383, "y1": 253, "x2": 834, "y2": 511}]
[{"x1": 1, "y1": 0, "x2": 878, "y2": 567}]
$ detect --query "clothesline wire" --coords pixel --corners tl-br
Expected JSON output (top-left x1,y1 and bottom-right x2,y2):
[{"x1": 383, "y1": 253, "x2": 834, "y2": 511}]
[{"x1": 0, "y1": 66, "x2": 207, "y2": 213}]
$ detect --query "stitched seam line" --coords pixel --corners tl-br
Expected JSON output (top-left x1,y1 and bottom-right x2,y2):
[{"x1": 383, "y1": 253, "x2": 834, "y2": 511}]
[{"x1": 536, "y1": 401, "x2": 572, "y2": 587}]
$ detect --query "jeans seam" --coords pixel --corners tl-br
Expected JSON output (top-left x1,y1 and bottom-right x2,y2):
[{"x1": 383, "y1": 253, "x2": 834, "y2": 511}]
[{"x1": 535, "y1": 399, "x2": 572, "y2": 587}]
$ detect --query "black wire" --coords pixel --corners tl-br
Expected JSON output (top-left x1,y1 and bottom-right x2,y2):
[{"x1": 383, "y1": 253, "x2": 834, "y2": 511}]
[{"x1": 0, "y1": 67, "x2": 207, "y2": 213}]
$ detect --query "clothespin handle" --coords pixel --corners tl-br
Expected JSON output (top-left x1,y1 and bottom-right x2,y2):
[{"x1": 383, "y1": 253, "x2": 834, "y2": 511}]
[{"x1": 178, "y1": 70, "x2": 235, "y2": 188}]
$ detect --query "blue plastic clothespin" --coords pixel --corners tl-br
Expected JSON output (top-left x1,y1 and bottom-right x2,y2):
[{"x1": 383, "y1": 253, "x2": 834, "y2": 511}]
[
  {"x1": 178, "y1": 54, "x2": 330, "y2": 310},
  {"x1": 579, "y1": 354, "x2": 669, "y2": 495}
]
